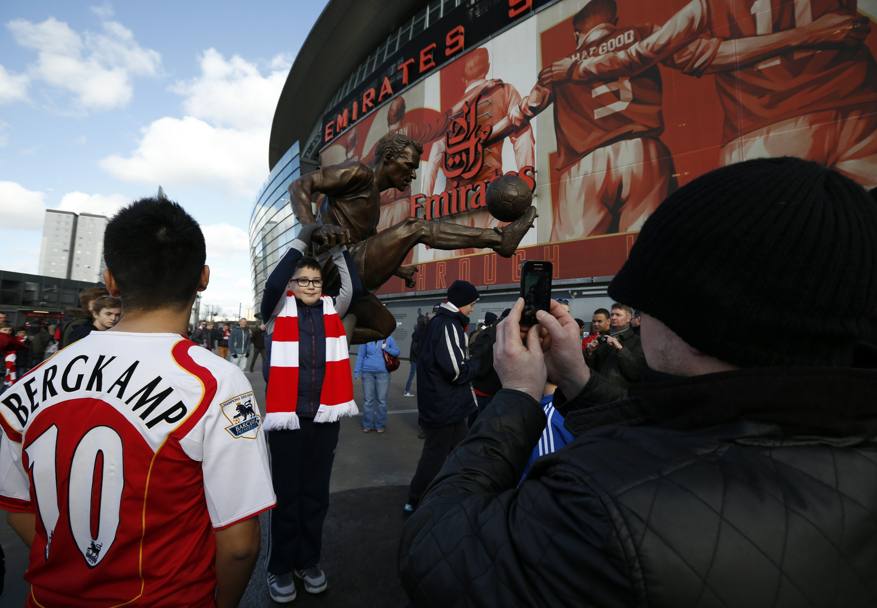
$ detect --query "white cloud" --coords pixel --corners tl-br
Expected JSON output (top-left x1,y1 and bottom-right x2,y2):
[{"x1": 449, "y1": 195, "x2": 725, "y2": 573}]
[
  {"x1": 173, "y1": 48, "x2": 289, "y2": 130},
  {"x1": 0, "y1": 64, "x2": 29, "y2": 104},
  {"x1": 0, "y1": 248, "x2": 40, "y2": 274},
  {"x1": 57, "y1": 191, "x2": 127, "y2": 217},
  {"x1": 101, "y1": 116, "x2": 266, "y2": 195},
  {"x1": 269, "y1": 53, "x2": 294, "y2": 71},
  {"x1": 203, "y1": 223, "x2": 250, "y2": 256},
  {"x1": 200, "y1": 223, "x2": 254, "y2": 318},
  {"x1": 7, "y1": 16, "x2": 160, "y2": 110},
  {"x1": 0, "y1": 181, "x2": 46, "y2": 229},
  {"x1": 90, "y1": 2, "x2": 114, "y2": 19},
  {"x1": 102, "y1": 49, "x2": 287, "y2": 196}
]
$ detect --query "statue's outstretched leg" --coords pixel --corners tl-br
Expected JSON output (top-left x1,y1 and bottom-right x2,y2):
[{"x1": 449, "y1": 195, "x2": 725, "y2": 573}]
[
  {"x1": 344, "y1": 207, "x2": 536, "y2": 343},
  {"x1": 348, "y1": 294, "x2": 397, "y2": 344},
  {"x1": 395, "y1": 265, "x2": 418, "y2": 288},
  {"x1": 353, "y1": 207, "x2": 537, "y2": 290}
]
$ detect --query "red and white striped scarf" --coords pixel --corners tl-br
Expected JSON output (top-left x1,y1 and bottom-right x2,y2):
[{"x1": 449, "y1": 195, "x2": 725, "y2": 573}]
[
  {"x1": 264, "y1": 295, "x2": 357, "y2": 431},
  {"x1": 4, "y1": 352, "x2": 16, "y2": 387}
]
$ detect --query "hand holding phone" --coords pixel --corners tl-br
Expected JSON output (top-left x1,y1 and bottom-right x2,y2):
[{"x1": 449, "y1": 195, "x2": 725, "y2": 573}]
[{"x1": 520, "y1": 261, "x2": 552, "y2": 326}]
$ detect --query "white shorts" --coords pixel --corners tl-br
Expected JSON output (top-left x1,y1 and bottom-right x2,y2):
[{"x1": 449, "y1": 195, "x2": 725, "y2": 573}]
[
  {"x1": 720, "y1": 107, "x2": 877, "y2": 189},
  {"x1": 554, "y1": 136, "x2": 675, "y2": 241}
]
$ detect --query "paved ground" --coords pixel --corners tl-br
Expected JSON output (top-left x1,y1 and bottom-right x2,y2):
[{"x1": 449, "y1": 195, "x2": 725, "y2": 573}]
[{"x1": 0, "y1": 358, "x2": 424, "y2": 607}]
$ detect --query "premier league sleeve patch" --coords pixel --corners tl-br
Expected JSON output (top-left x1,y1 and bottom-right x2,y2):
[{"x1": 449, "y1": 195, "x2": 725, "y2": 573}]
[{"x1": 220, "y1": 392, "x2": 262, "y2": 439}]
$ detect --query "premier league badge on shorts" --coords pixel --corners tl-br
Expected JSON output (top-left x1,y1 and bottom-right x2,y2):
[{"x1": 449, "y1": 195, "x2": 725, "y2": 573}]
[{"x1": 221, "y1": 393, "x2": 262, "y2": 439}]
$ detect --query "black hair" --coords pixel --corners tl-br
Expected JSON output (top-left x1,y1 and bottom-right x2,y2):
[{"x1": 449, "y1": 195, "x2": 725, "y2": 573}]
[
  {"x1": 575, "y1": 318, "x2": 586, "y2": 329},
  {"x1": 103, "y1": 197, "x2": 205, "y2": 310},
  {"x1": 293, "y1": 257, "x2": 322, "y2": 275},
  {"x1": 573, "y1": 0, "x2": 617, "y2": 32},
  {"x1": 593, "y1": 308, "x2": 610, "y2": 318}
]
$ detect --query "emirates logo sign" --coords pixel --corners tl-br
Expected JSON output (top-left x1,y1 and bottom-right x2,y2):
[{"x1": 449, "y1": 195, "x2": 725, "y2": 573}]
[{"x1": 443, "y1": 93, "x2": 491, "y2": 180}]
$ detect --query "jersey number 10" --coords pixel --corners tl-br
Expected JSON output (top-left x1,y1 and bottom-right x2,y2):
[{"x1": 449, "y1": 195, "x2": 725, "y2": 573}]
[{"x1": 26, "y1": 424, "x2": 124, "y2": 566}]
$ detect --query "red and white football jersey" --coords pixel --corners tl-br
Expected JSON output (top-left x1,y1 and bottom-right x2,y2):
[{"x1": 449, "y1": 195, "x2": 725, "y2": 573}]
[
  {"x1": 0, "y1": 331, "x2": 276, "y2": 607},
  {"x1": 553, "y1": 24, "x2": 664, "y2": 167},
  {"x1": 706, "y1": 0, "x2": 877, "y2": 142}
]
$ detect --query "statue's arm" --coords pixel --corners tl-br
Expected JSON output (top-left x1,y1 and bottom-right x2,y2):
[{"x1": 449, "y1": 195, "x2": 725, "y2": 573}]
[
  {"x1": 288, "y1": 162, "x2": 372, "y2": 249},
  {"x1": 289, "y1": 171, "x2": 321, "y2": 226}
]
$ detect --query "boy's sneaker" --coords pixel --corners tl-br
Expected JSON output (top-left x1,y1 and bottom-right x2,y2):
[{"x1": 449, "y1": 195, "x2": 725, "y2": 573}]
[
  {"x1": 267, "y1": 572, "x2": 296, "y2": 603},
  {"x1": 403, "y1": 392, "x2": 415, "y2": 397},
  {"x1": 294, "y1": 566, "x2": 328, "y2": 594}
]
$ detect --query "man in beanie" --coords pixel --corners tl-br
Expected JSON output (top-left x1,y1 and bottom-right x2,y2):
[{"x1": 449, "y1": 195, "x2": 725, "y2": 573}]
[
  {"x1": 399, "y1": 158, "x2": 877, "y2": 606},
  {"x1": 404, "y1": 280, "x2": 480, "y2": 513}
]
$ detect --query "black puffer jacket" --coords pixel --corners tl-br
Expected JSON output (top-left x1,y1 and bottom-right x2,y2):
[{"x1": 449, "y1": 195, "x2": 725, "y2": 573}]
[
  {"x1": 399, "y1": 368, "x2": 877, "y2": 607},
  {"x1": 584, "y1": 325, "x2": 646, "y2": 387},
  {"x1": 416, "y1": 305, "x2": 478, "y2": 428}
]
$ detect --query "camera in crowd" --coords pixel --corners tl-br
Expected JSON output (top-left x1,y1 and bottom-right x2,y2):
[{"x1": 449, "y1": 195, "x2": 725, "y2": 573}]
[{"x1": 597, "y1": 335, "x2": 610, "y2": 345}]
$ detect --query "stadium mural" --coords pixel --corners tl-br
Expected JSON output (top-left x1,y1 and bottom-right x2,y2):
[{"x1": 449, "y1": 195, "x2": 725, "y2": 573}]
[{"x1": 319, "y1": 0, "x2": 877, "y2": 294}]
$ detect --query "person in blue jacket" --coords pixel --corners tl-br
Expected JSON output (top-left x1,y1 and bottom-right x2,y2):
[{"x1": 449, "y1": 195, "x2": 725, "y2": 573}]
[{"x1": 354, "y1": 335, "x2": 400, "y2": 433}]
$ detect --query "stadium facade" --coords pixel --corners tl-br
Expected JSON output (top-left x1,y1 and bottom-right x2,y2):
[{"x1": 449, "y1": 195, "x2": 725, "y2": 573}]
[{"x1": 251, "y1": 0, "x2": 877, "y2": 349}]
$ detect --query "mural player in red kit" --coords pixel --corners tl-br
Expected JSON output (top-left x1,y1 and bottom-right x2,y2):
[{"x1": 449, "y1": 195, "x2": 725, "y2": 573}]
[
  {"x1": 367, "y1": 97, "x2": 451, "y2": 229},
  {"x1": 539, "y1": 0, "x2": 877, "y2": 188},
  {"x1": 424, "y1": 47, "x2": 535, "y2": 200},
  {"x1": 420, "y1": 47, "x2": 535, "y2": 260},
  {"x1": 514, "y1": 0, "x2": 678, "y2": 239}
]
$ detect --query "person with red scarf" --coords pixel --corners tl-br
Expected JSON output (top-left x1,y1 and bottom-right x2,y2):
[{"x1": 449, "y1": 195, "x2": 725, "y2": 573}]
[
  {"x1": 0, "y1": 324, "x2": 26, "y2": 390},
  {"x1": 582, "y1": 307, "x2": 611, "y2": 351},
  {"x1": 260, "y1": 227, "x2": 357, "y2": 604}
]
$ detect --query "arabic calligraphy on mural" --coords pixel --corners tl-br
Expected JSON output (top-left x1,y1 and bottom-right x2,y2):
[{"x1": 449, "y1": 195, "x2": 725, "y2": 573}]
[{"x1": 443, "y1": 95, "x2": 491, "y2": 180}]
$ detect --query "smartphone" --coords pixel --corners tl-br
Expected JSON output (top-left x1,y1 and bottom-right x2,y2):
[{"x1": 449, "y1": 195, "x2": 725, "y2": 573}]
[{"x1": 520, "y1": 261, "x2": 553, "y2": 326}]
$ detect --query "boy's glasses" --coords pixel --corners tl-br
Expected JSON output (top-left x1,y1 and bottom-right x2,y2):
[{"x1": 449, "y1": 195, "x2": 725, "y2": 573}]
[{"x1": 292, "y1": 278, "x2": 322, "y2": 288}]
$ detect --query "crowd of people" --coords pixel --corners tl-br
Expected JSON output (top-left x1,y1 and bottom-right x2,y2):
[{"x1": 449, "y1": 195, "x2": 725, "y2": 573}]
[
  {"x1": 191, "y1": 318, "x2": 267, "y2": 373},
  {"x1": 0, "y1": 288, "x2": 125, "y2": 392},
  {"x1": 0, "y1": 157, "x2": 875, "y2": 607}
]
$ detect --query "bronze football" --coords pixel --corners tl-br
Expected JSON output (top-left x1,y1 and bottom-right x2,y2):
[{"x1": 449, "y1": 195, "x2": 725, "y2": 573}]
[{"x1": 486, "y1": 175, "x2": 533, "y2": 222}]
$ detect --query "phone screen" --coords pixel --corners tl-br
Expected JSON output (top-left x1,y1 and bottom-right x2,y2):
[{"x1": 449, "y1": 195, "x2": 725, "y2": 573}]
[{"x1": 521, "y1": 261, "x2": 552, "y2": 325}]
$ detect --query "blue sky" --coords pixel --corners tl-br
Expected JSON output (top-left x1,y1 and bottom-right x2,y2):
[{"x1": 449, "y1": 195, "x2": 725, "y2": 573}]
[{"x1": 0, "y1": 0, "x2": 328, "y2": 318}]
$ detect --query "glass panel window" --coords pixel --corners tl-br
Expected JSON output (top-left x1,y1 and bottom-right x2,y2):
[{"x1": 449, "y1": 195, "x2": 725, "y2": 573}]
[
  {"x1": 412, "y1": 12, "x2": 426, "y2": 35},
  {"x1": 22, "y1": 282, "x2": 38, "y2": 306},
  {"x1": 41, "y1": 285, "x2": 59, "y2": 305}
]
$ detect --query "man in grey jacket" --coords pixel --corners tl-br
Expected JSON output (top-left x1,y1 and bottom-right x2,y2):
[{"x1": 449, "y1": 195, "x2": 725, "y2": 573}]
[{"x1": 229, "y1": 318, "x2": 251, "y2": 371}]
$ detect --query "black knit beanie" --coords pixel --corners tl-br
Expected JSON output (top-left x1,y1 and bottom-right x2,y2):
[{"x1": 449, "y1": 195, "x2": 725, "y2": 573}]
[
  {"x1": 447, "y1": 280, "x2": 479, "y2": 308},
  {"x1": 609, "y1": 157, "x2": 877, "y2": 367}
]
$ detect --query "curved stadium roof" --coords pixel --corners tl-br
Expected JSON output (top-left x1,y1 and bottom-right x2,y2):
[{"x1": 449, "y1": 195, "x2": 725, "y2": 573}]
[{"x1": 269, "y1": 0, "x2": 423, "y2": 170}]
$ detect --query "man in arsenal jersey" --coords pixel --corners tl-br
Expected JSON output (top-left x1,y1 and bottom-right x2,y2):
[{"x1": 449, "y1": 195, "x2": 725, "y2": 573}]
[
  {"x1": 0, "y1": 197, "x2": 276, "y2": 608},
  {"x1": 539, "y1": 0, "x2": 877, "y2": 188}
]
